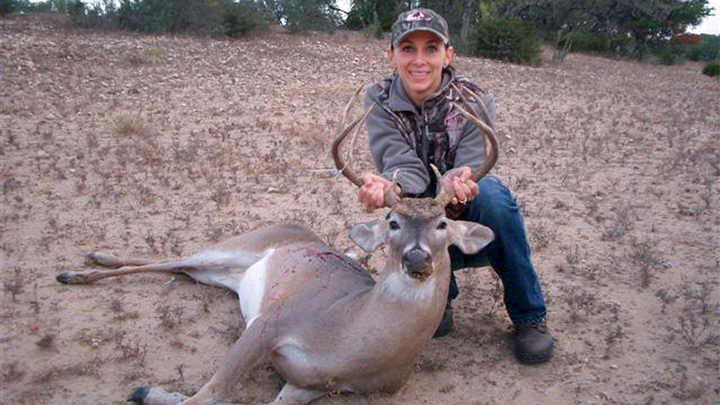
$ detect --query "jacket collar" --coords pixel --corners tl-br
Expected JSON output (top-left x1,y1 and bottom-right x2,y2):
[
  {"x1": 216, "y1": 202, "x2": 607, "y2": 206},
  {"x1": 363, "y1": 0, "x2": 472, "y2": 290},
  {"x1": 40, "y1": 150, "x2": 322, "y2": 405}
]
[{"x1": 387, "y1": 68, "x2": 455, "y2": 113}]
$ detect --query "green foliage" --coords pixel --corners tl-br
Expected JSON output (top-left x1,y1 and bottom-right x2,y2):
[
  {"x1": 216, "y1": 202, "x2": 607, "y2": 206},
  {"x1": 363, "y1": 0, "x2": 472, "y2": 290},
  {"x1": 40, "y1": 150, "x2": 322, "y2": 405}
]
[
  {"x1": 14, "y1": 0, "x2": 53, "y2": 12},
  {"x1": 67, "y1": 0, "x2": 86, "y2": 24},
  {"x1": 345, "y1": 0, "x2": 396, "y2": 31},
  {"x1": 656, "y1": 48, "x2": 679, "y2": 65},
  {"x1": 560, "y1": 30, "x2": 637, "y2": 57},
  {"x1": 702, "y1": 62, "x2": 720, "y2": 77},
  {"x1": 1, "y1": 0, "x2": 17, "y2": 15},
  {"x1": 220, "y1": 1, "x2": 267, "y2": 37},
  {"x1": 644, "y1": 35, "x2": 720, "y2": 65},
  {"x1": 688, "y1": 35, "x2": 720, "y2": 62},
  {"x1": 60, "y1": 0, "x2": 266, "y2": 37},
  {"x1": 115, "y1": 0, "x2": 223, "y2": 34},
  {"x1": 498, "y1": 0, "x2": 712, "y2": 59},
  {"x1": 279, "y1": 0, "x2": 340, "y2": 33},
  {"x1": 471, "y1": 16, "x2": 541, "y2": 65}
]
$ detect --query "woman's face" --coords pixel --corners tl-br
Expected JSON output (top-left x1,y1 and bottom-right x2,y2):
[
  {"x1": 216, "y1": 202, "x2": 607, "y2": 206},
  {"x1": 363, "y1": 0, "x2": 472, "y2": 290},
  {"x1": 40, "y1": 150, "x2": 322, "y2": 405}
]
[{"x1": 388, "y1": 30, "x2": 454, "y2": 107}]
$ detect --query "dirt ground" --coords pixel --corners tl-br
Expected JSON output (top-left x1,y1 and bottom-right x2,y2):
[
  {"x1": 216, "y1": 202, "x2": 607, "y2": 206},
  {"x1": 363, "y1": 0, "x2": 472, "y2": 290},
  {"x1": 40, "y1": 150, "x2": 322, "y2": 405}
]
[{"x1": 1, "y1": 13, "x2": 718, "y2": 405}]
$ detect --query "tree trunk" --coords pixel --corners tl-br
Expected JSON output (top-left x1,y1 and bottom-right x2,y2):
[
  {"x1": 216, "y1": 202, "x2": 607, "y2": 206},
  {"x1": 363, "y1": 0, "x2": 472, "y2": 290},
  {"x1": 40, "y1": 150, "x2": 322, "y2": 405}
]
[{"x1": 460, "y1": 0, "x2": 474, "y2": 52}]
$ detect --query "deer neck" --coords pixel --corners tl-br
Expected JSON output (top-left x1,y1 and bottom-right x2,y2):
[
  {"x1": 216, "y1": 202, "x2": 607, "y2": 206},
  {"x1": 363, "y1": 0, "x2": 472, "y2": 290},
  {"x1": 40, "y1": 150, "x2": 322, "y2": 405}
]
[{"x1": 358, "y1": 256, "x2": 452, "y2": 338}]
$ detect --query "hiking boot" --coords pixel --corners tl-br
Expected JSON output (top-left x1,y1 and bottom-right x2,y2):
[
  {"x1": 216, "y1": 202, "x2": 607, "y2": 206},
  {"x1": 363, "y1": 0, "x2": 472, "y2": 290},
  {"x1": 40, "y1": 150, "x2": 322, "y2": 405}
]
[
  {"x1": 433, "y1": 303, "x2": 454, "y2": 338},
  {"x1": 514, "y1": 321, "x2": 553, "y2": 364}
]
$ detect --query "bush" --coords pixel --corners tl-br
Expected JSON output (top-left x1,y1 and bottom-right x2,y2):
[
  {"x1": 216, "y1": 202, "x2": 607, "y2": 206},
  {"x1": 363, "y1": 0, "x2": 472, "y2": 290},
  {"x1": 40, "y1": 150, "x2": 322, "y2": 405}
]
[
  {"x1": 14, "y1": 0, "x2": 52, "y2": 13},
  {"x1": 702, "y1": 62, "x2": 720, "y2": 77},
  {"x1": 280, "y1": 0, "x2": 340, "y2": 33},
  {"x1": 471, "y1": 17, "x2": 541, "y2": 66},
  {"x1": 67, "y1": 0, "x2": 85, "y2": 24},
  {"x1": 220, "y1": 0, "x2": 266, "y2": 38},
  {"x1": 62, "y1": 0, "x2": 266, "y2": 37},
  {"x1": 116, "y1": 0, "x2": 220, "y2": 34},
  {"x1": 560, "y1": 30, "x2": 637, "y2": 57},
  {"x1": 1, "y1": 0, "x2": 18, "y2": 15}
]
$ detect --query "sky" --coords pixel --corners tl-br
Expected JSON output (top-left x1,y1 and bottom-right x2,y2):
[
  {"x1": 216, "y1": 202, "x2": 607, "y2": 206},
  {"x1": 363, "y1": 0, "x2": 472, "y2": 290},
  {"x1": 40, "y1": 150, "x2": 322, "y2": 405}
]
[{"x1": 690, "y1": 0, "x2": 720, "y2": 35}]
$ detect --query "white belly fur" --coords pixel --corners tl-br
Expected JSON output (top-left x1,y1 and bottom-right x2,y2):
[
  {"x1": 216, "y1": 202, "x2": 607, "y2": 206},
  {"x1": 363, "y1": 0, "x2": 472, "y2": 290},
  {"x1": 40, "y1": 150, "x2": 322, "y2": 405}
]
[{"x1": 238, "y1": 248, "x2": 273, "y2": 327}]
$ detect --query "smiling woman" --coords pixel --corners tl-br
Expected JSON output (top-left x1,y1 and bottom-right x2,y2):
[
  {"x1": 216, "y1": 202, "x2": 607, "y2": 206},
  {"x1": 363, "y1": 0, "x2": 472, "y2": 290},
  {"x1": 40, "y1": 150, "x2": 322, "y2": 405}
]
[
  {"x1": 357, "y1": 7, "x2": 554, "y2": 365},
  {"x1": 388, "y1": 31, "x2": 454, "y2": 109}
]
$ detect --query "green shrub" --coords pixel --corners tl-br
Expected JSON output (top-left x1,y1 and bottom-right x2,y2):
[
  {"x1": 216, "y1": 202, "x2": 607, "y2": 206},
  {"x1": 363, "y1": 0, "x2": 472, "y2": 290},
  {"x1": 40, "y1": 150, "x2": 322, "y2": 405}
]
[
  {"x1": 67, "y1": 0, "x2": 85, "y2": 24},
  {"x1": 471, "y1": 17, "x2": 541, "y2": 66},
  {"x1": 1, "y1": 0, "x2": 18, "y2": 15},
  {"x1": 280, "y1": 0, "x2": 340, "y2": 33},
  {"x1": 559, "y1": 30, "x2": 638, "y2": 57},
  {"x1": 702, "y1": 62, "x2": 720, "y2": 77},
  {"x1": 220, "y1": 0, "x2": 266, "y2": 38},
  {"x1": 15, "y1": 0, "x2": 52, "y2": 12},
  {"x1": 115, "y1": 0, "x2": 226, "y2": 34},
  {"x1": 691, "y1": 34, "x2": 720, "y2": 62},
  {"x1": 654, "y1": 47, "x2": 679, "y2": 65}
]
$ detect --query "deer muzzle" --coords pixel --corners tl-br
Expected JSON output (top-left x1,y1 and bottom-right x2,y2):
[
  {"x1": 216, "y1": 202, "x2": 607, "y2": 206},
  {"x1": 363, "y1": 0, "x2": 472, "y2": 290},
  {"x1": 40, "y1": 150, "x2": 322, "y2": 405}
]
[{"x1": 402, "y1": 248, "x2": 433, "y2": 280}]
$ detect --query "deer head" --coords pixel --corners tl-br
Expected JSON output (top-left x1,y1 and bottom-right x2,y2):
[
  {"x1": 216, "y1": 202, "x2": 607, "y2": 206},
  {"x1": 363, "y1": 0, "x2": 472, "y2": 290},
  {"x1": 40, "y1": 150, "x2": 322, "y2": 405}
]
[{"x1": 332, "y1": 84, "x2": 499, "y2": 281}]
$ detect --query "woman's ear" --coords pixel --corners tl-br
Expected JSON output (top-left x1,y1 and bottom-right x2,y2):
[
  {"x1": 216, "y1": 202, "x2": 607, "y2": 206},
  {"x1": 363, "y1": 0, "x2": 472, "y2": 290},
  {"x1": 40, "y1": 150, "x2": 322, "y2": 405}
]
[
  {"x1": 386, "y1": 46, "x2": 396, "y2": 69},
  {"x1": 444, "y1": 45, "x2": 455, "y2": 67}
]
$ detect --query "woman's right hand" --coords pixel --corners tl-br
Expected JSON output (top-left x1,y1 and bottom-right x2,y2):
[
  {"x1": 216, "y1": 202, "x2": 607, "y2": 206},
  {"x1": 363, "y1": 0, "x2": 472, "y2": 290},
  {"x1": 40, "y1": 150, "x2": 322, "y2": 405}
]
[{"x1": 358, "y1": 173, "x2": 398, "y2": 211}]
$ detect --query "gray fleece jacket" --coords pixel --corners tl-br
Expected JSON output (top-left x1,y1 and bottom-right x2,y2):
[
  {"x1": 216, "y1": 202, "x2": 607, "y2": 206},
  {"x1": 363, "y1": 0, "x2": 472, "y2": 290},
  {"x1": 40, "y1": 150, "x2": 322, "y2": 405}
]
[{"x1": 363, "y1": 68, "x2": 496, "y2": 196}]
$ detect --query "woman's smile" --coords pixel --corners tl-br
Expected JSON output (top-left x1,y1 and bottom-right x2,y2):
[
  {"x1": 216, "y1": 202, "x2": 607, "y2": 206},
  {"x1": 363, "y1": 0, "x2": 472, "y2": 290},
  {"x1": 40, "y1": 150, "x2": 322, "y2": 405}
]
[{"x1": 388, "y1": 30, "x2": 454, "y2": 107}]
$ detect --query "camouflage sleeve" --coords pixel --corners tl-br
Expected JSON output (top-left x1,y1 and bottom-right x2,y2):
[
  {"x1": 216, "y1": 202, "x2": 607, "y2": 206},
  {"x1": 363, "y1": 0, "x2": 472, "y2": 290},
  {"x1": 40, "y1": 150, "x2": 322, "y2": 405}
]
[
  {"x1": 363, "y1": 85, "x2": 430, "y2": 195},
  {"x1": 453, "y1": 92, "x2": 496, "y2": 173}
]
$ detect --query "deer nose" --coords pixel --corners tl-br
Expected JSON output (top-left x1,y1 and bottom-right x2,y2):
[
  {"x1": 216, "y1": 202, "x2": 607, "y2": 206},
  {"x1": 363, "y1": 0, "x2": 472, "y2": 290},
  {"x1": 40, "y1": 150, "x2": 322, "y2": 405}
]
[{"x1": 402, "y1": 248, "x2": 432, "y2": 279}]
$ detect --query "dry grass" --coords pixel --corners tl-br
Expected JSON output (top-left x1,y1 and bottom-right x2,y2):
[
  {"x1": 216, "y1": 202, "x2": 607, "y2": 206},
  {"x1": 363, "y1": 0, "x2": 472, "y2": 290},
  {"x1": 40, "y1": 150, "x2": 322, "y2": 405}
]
[{"x1": 1, "y1": 12, "x2": 718, "y2": 405}]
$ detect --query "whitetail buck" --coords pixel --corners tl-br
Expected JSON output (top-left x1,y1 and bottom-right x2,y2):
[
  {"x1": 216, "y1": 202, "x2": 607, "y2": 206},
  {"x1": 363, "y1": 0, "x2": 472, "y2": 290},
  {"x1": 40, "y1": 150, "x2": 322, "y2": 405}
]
[{"x1": 56, "y1": 86, "x2": 498, "y2": 405}]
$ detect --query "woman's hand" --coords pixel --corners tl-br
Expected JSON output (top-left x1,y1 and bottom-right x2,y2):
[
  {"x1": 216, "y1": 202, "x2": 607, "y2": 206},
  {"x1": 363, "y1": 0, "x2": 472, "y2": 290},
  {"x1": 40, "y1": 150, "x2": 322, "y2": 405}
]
[
  {"x1": 358, "y1": 173, "x2": 399, "y2": 211},
  {"x1": 441, "y1": 166, "x2": 479, "y2": 205}
]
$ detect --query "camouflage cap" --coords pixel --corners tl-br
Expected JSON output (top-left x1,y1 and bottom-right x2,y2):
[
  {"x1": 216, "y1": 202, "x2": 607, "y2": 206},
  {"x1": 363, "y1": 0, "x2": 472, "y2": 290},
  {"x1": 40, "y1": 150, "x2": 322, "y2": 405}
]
[{"x1": 391, "y1": 8, "x2": 450, "y2": 48}]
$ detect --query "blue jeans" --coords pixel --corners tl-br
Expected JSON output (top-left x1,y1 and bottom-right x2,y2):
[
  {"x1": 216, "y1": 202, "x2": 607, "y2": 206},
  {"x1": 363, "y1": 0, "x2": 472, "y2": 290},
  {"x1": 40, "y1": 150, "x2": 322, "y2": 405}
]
[{"x1": 448, "y1": 177, "x2": 547, "y2": 327}]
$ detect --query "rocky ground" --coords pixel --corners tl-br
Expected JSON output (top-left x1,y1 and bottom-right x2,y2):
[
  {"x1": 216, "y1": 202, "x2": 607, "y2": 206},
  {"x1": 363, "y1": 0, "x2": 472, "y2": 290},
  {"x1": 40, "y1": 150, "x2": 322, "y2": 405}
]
[{"x1": 1, "y1": 13, "x2": 718, "y2": 405}]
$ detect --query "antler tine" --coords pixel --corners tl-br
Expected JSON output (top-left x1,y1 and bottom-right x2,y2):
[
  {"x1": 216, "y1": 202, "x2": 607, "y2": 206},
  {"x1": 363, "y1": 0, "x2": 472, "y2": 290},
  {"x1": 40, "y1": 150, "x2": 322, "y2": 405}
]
[
  {"x1": 430, "y1": 164, "x2": 453, "y2": 208},
  {"x1": 339, "y1": 84, "x2": 365, "y2": 132},
  {"x1": 332, "y1": 103, "x2": 375, "y2": 188},
  {"x1": 450, "y1": 84, "x2": 499, "y2": 183},
  {"x1": 384, "y1": 170, "x2": 400, "y2": 207},
  {"x1": 451, "y1": 83, "x2": 492, "y2": 127}
]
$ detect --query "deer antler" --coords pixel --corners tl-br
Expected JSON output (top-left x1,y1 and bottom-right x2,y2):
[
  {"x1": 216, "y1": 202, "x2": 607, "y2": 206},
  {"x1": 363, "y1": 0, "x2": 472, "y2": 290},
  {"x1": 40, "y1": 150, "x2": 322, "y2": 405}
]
[
  {"x1": 430, "y1": 164, "x2": 453, "y2": 208},
  {"x1": 450, "y1": 83, "x2": 499, "y2": 183},
  {"x1": 332, "y1": 88, "x2": 399, "y2": 208}
]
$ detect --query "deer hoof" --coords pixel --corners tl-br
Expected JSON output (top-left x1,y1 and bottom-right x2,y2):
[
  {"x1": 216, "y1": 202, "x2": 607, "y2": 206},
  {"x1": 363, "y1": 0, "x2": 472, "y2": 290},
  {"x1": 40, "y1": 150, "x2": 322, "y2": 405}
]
[
  {"x1": 56, "y1": 273, "x2": 72, "y2": 284},
  {"x1": 85, "y1": 252, "x2": 101, "y2": 265},
  {"x1": 127, "y1": 386, "x2": 150, "y2": 404}
]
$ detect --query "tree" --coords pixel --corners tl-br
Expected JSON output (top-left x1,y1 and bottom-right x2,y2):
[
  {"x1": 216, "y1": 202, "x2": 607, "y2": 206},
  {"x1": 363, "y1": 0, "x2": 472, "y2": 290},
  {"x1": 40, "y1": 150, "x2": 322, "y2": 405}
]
[
  {"x1": 269, "y1": 0, "x2": 341, "y2": 32},
  {"x1": 345, "y1": 0, "x2": 397, "y2": 31}
]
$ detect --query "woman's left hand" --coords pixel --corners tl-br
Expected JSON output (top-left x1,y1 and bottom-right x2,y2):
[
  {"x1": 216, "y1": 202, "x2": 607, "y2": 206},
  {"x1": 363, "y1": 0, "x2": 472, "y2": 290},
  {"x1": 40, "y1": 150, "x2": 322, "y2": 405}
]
[{"x1": 441, "y1": 166, "x2": 479, "y2": 206}]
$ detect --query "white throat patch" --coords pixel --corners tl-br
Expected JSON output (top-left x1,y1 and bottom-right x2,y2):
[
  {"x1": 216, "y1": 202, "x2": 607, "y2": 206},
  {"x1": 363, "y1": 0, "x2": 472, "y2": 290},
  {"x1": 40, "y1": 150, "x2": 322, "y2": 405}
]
[{"x1": 379, "y1": 271, "x2": 437, "y2": 302}]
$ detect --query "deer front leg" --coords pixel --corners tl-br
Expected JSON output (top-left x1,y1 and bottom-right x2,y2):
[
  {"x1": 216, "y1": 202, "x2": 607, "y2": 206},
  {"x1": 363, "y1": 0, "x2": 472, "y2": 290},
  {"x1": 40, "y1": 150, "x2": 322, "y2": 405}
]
[
  {"x1": 133, "y1": 316, "x2": 269, "y2": 405},
  {"x1": 128, "y1": 387, "x2": 238, "y2": 405},
  {"x1": 267, "y1": 383, "x2": 324, "y2": 405}
]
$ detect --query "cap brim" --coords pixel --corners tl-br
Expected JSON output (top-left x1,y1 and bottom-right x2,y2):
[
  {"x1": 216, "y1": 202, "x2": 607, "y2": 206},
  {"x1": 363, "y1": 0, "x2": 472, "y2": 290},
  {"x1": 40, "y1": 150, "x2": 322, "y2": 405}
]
[{"x1": 392, "y1": 28, "x2": 449, "y2": 48}]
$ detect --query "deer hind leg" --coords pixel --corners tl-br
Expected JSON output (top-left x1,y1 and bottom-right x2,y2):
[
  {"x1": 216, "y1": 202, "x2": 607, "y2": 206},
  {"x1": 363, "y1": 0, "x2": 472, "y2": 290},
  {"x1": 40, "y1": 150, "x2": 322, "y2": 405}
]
[
  {"x1": 85, "y1": 251, "x2": 155, "y2": 268},
  {"x1": 129, "y1": 317, "x2": 269, "y2": 405},
  {"x1": 56, "y1": 257, "x2": 199, "y2": 285}
]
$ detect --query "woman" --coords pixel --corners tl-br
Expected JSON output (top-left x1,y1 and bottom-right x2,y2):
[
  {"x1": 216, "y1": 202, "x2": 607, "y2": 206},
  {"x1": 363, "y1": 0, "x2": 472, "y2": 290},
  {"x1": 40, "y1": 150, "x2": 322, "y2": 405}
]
[{"x1": 358, "y1": 8, "x2": 553, "y2": 364}]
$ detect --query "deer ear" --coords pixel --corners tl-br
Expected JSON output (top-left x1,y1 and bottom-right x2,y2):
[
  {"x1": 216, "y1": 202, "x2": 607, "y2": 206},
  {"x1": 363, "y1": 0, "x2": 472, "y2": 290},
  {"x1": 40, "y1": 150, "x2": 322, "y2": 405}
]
[
  {"x1": 349, "y1": 220, "x2": 385, "y2": 252},
  {"x1": 447, "y1": 220, "x2": 494, "y2": 255}
]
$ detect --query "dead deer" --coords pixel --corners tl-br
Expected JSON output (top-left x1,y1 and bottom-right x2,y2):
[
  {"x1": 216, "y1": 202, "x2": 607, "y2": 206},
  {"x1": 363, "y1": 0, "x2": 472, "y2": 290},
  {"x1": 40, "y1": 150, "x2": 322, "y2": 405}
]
[{"x1": 55, "y1": 86, "x2": 498, "y2": 405}]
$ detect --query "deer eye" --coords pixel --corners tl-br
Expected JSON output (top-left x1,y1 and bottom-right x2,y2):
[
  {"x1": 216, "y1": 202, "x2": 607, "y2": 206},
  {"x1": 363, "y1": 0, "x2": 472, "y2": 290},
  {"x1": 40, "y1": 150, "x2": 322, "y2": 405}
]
[
  {"x1": 436, "y1": 221, "x2": 447, "y2": 230},
  {"x1": 388, "y1": 220, "x2": 400, "y2": 230}
]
